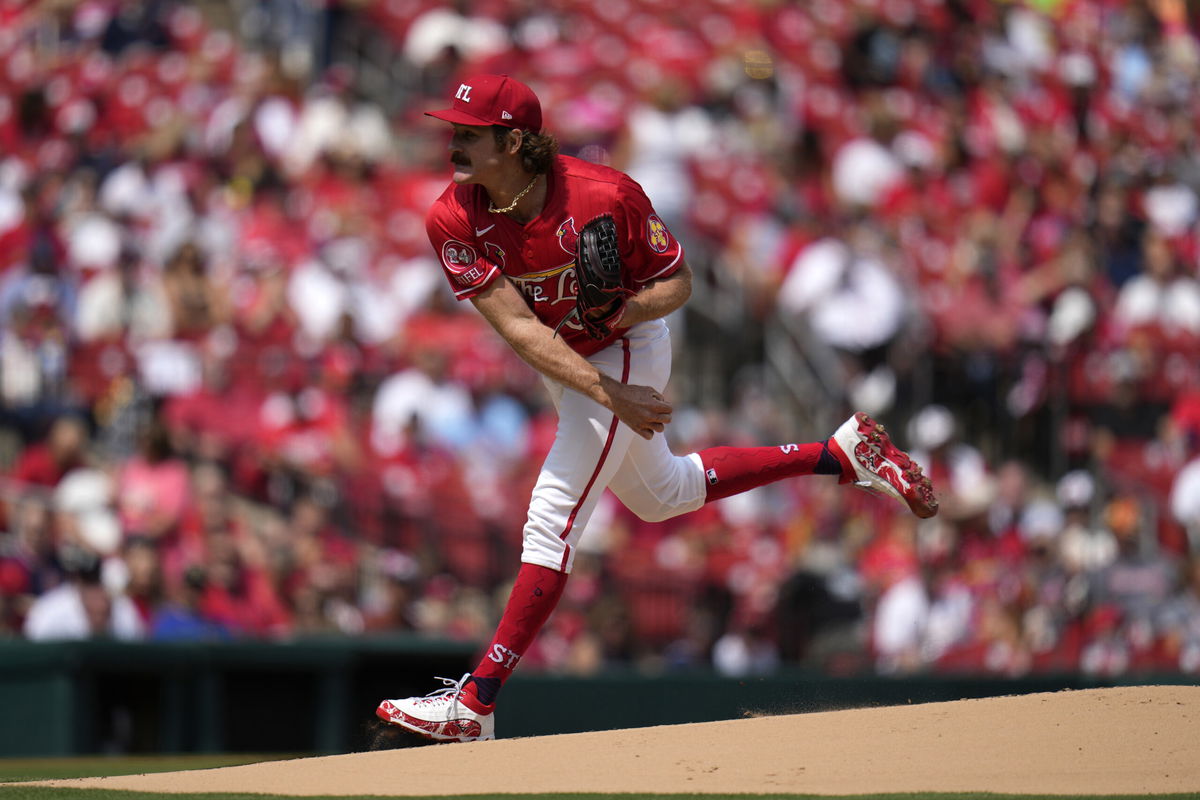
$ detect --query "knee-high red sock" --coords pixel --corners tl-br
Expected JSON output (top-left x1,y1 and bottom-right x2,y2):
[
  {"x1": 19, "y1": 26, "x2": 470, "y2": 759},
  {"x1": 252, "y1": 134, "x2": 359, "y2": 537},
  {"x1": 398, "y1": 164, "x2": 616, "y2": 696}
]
[
  {"x1": 465, "y1": 562, "x2": 567, "y2": 708},
  {"x1": 699, "y1": 440, "x2": 849, "y2": 502}
]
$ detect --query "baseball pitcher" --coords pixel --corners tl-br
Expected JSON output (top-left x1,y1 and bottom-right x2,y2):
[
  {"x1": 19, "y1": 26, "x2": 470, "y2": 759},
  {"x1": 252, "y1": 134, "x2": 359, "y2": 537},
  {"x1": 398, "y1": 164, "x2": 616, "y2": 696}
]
[{"x1": 376, "y1": 75, "x2": 937, "y2": 743}]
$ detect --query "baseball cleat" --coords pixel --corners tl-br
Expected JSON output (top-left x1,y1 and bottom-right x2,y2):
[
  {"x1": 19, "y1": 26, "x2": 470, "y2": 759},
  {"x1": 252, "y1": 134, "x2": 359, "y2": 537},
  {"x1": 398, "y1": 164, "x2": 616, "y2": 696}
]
[
  {"x1": 829, "y1": 412, "x2": 938, "y2": 519},
  {"x1": 376, "y1": 673, "x2": 495, "y2": 743}
]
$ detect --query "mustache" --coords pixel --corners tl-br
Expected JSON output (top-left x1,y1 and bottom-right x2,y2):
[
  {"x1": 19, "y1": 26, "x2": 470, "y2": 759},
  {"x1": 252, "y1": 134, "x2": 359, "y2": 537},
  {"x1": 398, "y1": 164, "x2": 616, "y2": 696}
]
[{"x1": 450, "y1": 154, "x2": 471, "y2": 167}]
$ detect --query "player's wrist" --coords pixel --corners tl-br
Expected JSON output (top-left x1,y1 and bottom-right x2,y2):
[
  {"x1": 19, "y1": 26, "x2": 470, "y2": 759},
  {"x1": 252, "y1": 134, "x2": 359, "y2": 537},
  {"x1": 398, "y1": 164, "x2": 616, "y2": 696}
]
[
  {"x1": 593, "y1": 374, "x2": 618, "y2": 409},
  {"x1": 612, "y1": 299, "x2": 634, "y2": 327}
]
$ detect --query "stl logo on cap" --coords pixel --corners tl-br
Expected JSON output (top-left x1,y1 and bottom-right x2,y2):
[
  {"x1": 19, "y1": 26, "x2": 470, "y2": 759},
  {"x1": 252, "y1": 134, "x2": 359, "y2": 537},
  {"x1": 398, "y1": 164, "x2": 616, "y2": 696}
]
[{"x1": 425, "y1": 74, "x2": 543, "y2": 132}]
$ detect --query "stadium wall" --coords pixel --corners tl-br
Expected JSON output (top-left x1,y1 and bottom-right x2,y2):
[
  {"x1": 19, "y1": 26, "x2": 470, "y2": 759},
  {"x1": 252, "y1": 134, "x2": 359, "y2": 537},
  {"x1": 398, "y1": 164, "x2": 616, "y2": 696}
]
[{"x1": 1, "y1": 640, "x2": 1196, "y2": 756}]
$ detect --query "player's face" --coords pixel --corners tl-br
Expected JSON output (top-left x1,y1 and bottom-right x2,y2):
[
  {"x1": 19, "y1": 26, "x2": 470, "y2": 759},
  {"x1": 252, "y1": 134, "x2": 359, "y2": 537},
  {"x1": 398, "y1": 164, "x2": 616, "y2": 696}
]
[{"x1": 447, "y1": 123, "x2": 507, "y2": 185}]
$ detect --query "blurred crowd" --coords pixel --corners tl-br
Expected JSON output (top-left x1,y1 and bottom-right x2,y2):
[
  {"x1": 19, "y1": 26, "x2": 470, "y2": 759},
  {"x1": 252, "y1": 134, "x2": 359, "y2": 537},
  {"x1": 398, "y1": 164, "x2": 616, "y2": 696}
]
[{"x1": 1, "y1": 0, "x2": 1200, "y2": 680}]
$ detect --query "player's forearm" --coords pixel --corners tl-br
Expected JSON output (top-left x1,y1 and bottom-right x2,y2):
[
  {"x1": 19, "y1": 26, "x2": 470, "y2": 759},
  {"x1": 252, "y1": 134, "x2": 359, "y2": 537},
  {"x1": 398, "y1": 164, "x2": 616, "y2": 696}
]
[
  {"x1": 472, "y1": 281, "x2": 618, "y2": 408},
  {"x1": 617, "y1": 261, "x2": 692, "y2": 328},
  {"x1": 503, "y1": 315, "x2": 623, "y2": 407}
]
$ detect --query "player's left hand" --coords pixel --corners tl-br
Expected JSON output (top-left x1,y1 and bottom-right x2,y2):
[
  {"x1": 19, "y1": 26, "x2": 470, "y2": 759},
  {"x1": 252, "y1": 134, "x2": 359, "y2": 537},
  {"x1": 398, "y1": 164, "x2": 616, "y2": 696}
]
[{"x1": 573, "y1": 214, "x2": 631, "y2": 340}]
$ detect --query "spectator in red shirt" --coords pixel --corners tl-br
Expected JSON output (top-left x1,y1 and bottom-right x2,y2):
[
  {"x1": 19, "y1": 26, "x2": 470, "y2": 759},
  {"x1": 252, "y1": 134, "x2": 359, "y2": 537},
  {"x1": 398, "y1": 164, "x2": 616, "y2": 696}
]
[
  {"x1": 121, "y1": 536, "x2": 163, "y2": 629},
  {"x1": 197, "y1": 526, "x2": 292, "y2": 638},
  {"x1": 9, "y1": 415, "x2": 89, "y2": 488}
]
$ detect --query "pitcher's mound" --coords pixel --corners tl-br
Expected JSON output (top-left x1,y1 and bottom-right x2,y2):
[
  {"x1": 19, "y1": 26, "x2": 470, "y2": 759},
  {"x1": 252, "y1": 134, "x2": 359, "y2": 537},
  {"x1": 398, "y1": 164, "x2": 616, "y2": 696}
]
[{"x1": 30, "y1": 685, "x2": 1200, "y2": 796}]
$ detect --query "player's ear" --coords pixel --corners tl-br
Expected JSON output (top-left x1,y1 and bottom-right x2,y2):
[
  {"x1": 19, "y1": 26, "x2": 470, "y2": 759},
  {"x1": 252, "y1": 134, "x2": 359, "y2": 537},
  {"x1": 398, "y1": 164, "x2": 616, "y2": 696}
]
[{"x1": 506, "y1": 129, "x2": 523, "y2": 155}]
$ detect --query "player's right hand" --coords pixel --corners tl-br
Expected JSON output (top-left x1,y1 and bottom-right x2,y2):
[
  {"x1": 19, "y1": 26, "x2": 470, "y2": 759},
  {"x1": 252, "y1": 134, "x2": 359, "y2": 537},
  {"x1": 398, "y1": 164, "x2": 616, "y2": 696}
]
[{"x1": 609, "y1": 382, "x2": 672, "y2": 439}]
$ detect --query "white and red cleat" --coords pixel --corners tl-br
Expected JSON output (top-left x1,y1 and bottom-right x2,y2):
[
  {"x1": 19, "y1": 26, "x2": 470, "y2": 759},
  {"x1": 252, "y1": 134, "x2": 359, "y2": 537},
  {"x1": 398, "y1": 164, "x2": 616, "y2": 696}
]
[
  {"x1": 376, "y1": 674, "x2": 495, "y2": 743},
  {"x1": 829, "y1": 412, "x2": 939, "y2": 519}
]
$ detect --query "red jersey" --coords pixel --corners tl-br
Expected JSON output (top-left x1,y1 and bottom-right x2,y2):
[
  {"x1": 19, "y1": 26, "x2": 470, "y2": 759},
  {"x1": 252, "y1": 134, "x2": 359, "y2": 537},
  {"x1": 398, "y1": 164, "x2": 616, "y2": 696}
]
[{"x1": 425, "y1": 155, "x2": 684, "y2": 356}]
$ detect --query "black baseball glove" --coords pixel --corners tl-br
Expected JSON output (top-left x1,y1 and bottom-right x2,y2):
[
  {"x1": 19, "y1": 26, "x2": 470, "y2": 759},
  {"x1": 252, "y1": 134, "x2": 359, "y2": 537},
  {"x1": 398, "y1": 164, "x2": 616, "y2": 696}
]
[{"x1": 568, "y1": 213, "x2": 629, "y2": 340}]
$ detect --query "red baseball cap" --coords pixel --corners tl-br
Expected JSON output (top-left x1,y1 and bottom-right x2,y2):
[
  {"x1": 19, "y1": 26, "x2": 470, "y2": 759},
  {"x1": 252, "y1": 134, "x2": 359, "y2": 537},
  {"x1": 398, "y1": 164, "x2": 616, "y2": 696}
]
[{"x1": 425, "y1": 74, "x2": 542, "y2": 132}]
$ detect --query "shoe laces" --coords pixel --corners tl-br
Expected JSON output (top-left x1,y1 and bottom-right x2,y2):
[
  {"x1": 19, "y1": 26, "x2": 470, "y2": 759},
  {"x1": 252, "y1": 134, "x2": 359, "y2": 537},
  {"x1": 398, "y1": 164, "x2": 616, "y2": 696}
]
[{"x1": 416, "y1": 673, "x2": 470, "y2": 712}]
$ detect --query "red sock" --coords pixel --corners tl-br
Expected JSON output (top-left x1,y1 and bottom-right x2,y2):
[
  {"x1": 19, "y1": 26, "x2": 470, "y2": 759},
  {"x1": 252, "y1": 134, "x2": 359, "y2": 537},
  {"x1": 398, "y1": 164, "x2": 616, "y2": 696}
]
[
  {"x1": 466, "y1": 562, "x2": 567, "y2": 706},
  {"x1": 699, "y1": 440, "x2": 848, "y2": 502}
]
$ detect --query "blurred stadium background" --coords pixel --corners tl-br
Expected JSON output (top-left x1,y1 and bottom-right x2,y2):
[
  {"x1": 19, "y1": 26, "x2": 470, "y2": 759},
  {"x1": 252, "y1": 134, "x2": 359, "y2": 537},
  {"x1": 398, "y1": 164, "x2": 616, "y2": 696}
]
[{"x1": 2, "y1": 0, "x2": 1200, "y2": 755}]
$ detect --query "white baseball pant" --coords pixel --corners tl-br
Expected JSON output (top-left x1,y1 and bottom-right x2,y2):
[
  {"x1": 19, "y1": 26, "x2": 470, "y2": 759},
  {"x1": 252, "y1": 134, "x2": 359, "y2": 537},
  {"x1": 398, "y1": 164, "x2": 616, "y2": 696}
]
[{"x1": 521, "y1": 319, "x2": 707, "y2": 573}]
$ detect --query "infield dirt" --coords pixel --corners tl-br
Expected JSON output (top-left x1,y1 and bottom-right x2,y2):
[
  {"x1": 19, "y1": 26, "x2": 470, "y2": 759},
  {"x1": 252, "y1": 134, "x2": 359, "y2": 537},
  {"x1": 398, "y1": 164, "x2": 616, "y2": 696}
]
[{"x1": 28, "y1": 685, "x2": 1200, "y2": 796}]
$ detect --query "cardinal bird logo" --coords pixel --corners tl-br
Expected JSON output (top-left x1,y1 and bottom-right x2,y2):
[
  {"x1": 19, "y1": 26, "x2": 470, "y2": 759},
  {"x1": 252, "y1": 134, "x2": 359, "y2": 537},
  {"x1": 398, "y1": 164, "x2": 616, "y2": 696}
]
[
  {"x1": 485, "y1": 241, "x2": 506, "y2": 267},
  {"x1": 556, "y1": 217, "x2": 580, "y2": 255}
]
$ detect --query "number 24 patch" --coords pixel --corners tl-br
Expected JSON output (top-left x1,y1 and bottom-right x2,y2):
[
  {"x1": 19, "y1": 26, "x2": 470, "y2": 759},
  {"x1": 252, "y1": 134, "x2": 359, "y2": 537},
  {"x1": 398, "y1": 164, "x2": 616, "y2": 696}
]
[{"x1": 442, "y1": 240, "x2": 477, "y2": 268}]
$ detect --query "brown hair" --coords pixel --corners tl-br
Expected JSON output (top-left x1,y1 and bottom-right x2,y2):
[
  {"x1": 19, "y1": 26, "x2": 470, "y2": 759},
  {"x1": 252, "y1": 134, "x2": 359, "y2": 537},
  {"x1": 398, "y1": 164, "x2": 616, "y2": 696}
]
[{"x1": 492, "y1": 126, "x2": 559, "y2": 175}]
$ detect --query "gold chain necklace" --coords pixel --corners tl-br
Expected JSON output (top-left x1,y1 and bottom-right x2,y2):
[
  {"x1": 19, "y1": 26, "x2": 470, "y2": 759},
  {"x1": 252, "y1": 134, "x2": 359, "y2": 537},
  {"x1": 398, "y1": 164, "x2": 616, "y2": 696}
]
[{"x1": 488, "y1": 175, "x2": 539, "y2": 214}]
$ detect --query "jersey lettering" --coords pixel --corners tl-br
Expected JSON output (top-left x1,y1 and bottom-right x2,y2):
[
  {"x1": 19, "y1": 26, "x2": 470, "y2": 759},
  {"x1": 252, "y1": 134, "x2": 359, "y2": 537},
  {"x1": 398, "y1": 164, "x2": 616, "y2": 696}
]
[
  {"x1": 457, "y1": 265, "x2": 485, "y2": 285},
  {"x1": 780, "y1": 443, "x2": 800, "y2": 454},
  {"x1": 524, "y1": 283, "x2": 549, "y2": 303},
  {"x1": 555, "y1": 268, "x2": 579, "y2": 305}
]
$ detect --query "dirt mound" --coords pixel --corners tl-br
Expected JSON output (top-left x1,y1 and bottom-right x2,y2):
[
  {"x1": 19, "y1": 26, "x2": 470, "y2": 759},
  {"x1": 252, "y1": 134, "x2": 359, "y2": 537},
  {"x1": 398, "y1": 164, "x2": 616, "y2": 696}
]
[{"x1": 29, "y1": 685, "x2": 1200, "y2": 796}]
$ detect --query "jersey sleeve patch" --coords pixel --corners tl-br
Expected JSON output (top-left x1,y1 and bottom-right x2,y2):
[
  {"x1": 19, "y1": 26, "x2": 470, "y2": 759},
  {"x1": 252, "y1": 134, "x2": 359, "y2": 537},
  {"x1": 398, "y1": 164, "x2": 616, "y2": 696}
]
[
  {"x1": 442, "y1": 239, "x2": 478, "y2": 271},
  {"x1": 441, "y1": 239, "x2": 495, "y2": 293},
  {"x1": 646, "y1": 214, "x2": 671, "y2": 254}
]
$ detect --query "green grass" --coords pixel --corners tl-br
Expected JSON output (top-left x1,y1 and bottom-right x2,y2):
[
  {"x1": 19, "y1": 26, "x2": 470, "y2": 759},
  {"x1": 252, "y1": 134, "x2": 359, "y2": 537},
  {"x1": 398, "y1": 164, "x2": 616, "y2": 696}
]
[
  {"x1": 0, "y1": 755, "x2": 294, "y2": 783},
  {"x1": 3, "y1": 792, "x2": 1200, "y2": 800},
  {"x1": 4, "y1": 790, "x2": 1200, "y2": 800}
]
